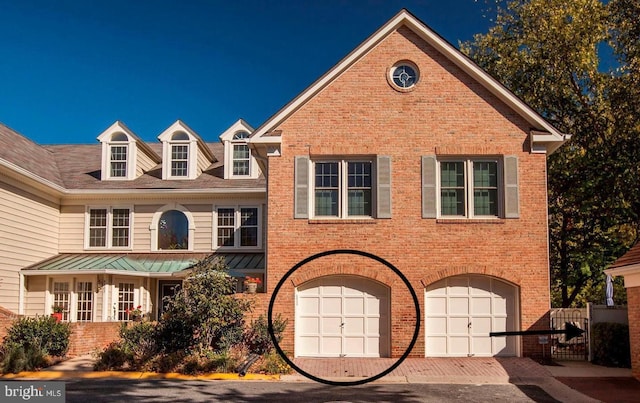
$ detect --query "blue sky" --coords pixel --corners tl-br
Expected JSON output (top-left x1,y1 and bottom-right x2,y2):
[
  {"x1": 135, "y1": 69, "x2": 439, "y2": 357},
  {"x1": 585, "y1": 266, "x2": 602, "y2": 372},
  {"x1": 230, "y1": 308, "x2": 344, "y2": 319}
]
[{"x1": 0, "y1": 0, "x2": 496, "y2": 144}]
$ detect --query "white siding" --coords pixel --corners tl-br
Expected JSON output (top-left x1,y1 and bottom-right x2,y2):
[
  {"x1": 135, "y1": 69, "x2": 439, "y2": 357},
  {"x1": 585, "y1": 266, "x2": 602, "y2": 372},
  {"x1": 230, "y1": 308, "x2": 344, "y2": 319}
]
[
  {"x1": 196, "y1": 147, "x2": 210, "y2": 177},
  {"x1": 0, "y1": 181, "x2": 59, "y2": 312},
  {"x1": 24, "y1": 276, "x2": 47, "y2": 317},
  {"x1": 58, "y1": 205, "x2": 85, "y2": 253},
  {"x1": 132, "y1": 204, "x2": 159, "y2": 252},
  {"x1": 185, "y1": 204, "x2": 213, "y2": 252},
  {"x1": 136, "y1": 150, "x2": 158, "y2": 177}
]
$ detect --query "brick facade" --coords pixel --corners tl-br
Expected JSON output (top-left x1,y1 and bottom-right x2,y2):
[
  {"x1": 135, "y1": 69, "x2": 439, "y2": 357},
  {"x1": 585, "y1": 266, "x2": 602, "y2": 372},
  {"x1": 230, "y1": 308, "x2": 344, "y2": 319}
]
[
  {"x1": 627, "y1": 287, "x2": 640, "y2": 380},
  {"x1": 260, "y1": 26, "x2": 551, "y2": 358},
  {"x1": 67, "y1": 322, "x2": 123, "y2": 357}
]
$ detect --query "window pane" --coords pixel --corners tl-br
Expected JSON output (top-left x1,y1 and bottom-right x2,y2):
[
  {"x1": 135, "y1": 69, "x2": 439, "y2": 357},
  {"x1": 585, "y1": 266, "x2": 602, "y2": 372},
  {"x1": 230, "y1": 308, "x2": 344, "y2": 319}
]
[
  {"x1": 440, "y1": 162, "x2": 465, "y2": 216},
  {"x1": 111, "y1": 209, "x2": 130, "y2": 247},
  {"x1": 117, "y1": 282, "x2": 135, "y2": 321},
  {"x1": 158, "y1": 210, "x2": 188, "y2": 249},
  {"x1": 53, "y1": 282, "x2": 70, "y2": 322},
  {"x1": 441, "y1": 162, "x2": 464, "y2": 187},
  {"x1": 315, "y1": 162, "x2": 339, "y2": 188},
  {"x1": 315, "y1": 162, "x2": 339, "y2": 216},
  {"x1": 233, "y1": 160, "x2": 249, "y2": 176},
  {"x1": 217, "y1": 208, "x2": 235, "y2": 247},
  {"x1": 240, "y1": 227, "x2": 258, "y2": 246},
  {"x1": 110, "y1": 146, "x2": 127, "y2": 177},
  {"x1": 76, "y1": 282, "x2": 93, "y2": 322},
  {"x1": 474, "y1": 189, "x2": 498, "y2": 216},
  {"x1": 89, "y1": 209, "x2": 107, "y2": 247},
  {"x1": 171, "y1": 145, "x2": 188, "y2": 176},
  {"x1": 473, "y1": 162, "x2": 497, "y2": 187},
  {"x1": 315, "y1": 190, "x2": 338, "y2": 216},
  {"x1": 240, "y1": 208, "x2": 258, "y2": 246},
  {"x1": 347, "y1": 162, "x2": 372, "y2": 188},
  {"x1": 348, "y1": 189, "x2": 372, "y2": 216},
  {"x1": 347, "y1": 162, "x2": 372, "y2": 216},
  {"x1": 233, "y1": 144, "x2": 250, "y2": 176},
  {"x1": 441, "y1": 189, "x2": 465, "y2": 216},
  {"x1": 473, "y1": 161, "x2": 498, "y2": 216},
  {"x1": 240, "y1": 208, "x2": 258, "y2": 226}
]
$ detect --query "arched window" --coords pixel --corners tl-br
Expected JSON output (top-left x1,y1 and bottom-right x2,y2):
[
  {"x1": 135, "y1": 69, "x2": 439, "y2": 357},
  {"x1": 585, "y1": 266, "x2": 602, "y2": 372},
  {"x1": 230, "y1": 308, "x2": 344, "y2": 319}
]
[{"x1": 158, "y1": 210, "x2": 188, "y2": 250}]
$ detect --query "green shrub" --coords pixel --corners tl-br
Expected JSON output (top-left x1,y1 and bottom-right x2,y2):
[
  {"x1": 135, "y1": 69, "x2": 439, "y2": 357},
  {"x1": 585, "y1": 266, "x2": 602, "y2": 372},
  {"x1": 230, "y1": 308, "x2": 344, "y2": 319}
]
[
  {"x1": 591, "y1": 322, "x2": 631, "y2": 367},
  {"x1": 93, "y1": 342, "x2": 129, "y2": 371},
  {"x1": 118, "y1": 321, "x2": 158, "y2": 360},
  {"x1": 0, "y1": 342, "x2": 48, "y2": 374},
  {"x1": 2, "y1": 316, "x2": 70, "y2": 358},
  {"x1": 243, "y1": 314, "x2": 288, "y2": 355}
]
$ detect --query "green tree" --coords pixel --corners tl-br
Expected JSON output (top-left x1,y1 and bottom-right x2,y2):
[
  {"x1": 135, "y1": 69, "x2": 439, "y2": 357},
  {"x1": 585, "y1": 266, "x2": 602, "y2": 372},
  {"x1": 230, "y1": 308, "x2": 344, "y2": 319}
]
[
  {"x1": 157, "y1": 255, "x2": 252, "y2": 352},
  {"x1": 462, "y1": 0, "x2": 639, "y2": 307}
]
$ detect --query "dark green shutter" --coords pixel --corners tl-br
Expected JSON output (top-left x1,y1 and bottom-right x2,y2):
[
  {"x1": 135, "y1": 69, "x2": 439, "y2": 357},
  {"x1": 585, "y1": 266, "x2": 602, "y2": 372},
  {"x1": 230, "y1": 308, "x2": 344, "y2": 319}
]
[
  {"x1": 422, "y1": 155, "x2": 437, "y2": 218},
  {"x1": 376, "y1": 156, "x2": 392, "y2": 218},
  {"x1": 504, "y1": 155, "x2": 519, "y2": 218},
  {"x1": 294, "y1": 156, "x2": 309, "y2": 218}
]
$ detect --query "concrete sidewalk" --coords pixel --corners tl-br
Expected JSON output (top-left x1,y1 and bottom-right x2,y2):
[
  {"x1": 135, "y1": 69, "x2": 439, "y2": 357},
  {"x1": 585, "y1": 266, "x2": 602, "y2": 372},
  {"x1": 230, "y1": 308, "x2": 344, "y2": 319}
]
[{"x1": 3, "y1": 355, "x2": 636, "y2": 402}]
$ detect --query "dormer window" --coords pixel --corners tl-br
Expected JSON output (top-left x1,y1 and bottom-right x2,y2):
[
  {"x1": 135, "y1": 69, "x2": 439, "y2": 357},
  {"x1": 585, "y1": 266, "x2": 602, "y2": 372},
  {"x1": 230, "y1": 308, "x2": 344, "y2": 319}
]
[
  {"x1": 109, "y1": 133, "x2": 129, "y2": 178},
  {"x1": 98, "y1": 121, "x2": 162, "y2": 181},
  {"x1": 170, "y1": 132, "x2": 190, "y2": 177},
  {"x1": 158, "y1": 121, "x2": 212, "y2": 180},
  {"x1": 232, "y1": 131, "x2": 251, "y2": 176},
  {"x1": 219, "y1": 120, "x2": 260, "y2": 180}
]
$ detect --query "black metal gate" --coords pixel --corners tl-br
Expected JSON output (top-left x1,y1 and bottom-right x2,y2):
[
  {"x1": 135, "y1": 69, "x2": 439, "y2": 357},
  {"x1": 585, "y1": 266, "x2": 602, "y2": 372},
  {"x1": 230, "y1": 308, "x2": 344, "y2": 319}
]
[{"x1": 550, "y1": 309, "x2": 589, "y2": 360}]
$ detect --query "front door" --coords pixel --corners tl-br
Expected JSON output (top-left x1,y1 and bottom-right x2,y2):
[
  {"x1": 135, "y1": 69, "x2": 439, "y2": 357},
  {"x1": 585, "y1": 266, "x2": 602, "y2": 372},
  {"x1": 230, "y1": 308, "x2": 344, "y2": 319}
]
[{"x1": 158, "y1": 280, "x2": 181, "y2": 318}]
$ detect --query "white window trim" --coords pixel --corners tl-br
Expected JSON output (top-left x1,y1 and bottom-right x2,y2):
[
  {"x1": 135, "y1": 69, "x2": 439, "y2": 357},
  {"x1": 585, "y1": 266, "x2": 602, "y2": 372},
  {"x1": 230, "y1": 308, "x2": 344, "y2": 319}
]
[
  {"x1": 310, "y1": 159, "x2": 374, "y2": 220},
  {"x1": 98, "y1": 127, "x2": 138, "y2": 181},
  {"x1": 213, "y1": 205, "x2": 263, "y2": 250},
  {"x1": 230, "y1": 140, "x2": 252, "y2": 178},
  {"x1": 47, "y1": 276, "x2": 97, "y2": 322},
  {"x1": 436, "y1": 158, "x2": 503, "y2": 219},
  {"x1": 149, "y1": 204, "x2": 196, "y2": 252},
  {"x1": 167, "y1": 140, "x2": 192, "y2": 179},
  {"x1": 84, "y1": 206, "x2": 134, "y2": 250},
  {"x1": 112, "y1": 277, "x2": 142, "y2": 322}
]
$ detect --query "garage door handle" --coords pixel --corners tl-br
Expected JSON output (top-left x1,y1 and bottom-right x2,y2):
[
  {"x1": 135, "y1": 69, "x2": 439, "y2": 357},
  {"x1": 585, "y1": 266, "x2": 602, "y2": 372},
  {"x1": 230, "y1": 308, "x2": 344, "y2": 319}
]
[
  {"x1": 340, "y1": 323, "x2": 344, "y2": 328},
  {"x1": 468, "y1": 322, "x2": 472, "y2": 329}
]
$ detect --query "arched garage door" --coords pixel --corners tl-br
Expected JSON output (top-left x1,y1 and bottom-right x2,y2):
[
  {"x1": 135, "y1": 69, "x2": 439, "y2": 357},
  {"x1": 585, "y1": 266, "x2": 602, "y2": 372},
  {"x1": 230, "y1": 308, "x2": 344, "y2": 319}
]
[
  {"x1": 296, "y1": 276, "x2": 390, "y2": 357},
  {"x1": 425, "y1": 275, "x2": 518, "y2": 357}
]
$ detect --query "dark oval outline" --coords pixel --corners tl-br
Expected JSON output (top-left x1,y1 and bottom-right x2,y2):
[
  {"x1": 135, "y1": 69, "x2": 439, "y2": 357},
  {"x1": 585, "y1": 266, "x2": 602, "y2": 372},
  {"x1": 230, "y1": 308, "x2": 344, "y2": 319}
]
[{"x1": 267, "y1": 249, "x2": 421, "y2": 386}]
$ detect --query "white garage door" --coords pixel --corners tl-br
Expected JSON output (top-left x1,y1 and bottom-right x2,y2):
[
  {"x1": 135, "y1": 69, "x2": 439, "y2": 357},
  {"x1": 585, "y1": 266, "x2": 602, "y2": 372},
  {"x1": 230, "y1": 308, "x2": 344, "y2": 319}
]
[
  {"x1": 296, "y1": 276, "x2": 389, "y2": 357},
  {"x1": 425, "y1": 275, "x2": 518, "y2": 357}
]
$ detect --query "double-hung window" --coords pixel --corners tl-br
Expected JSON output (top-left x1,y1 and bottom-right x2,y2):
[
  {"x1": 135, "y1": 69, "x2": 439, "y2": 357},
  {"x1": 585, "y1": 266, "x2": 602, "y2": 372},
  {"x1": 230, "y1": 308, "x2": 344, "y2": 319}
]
[
  {"x1": 314, "y1": 160, "x2": 372, "y2": 218},
  {"x1": 109, "y1": 145, "x2": 128, "y2": 178},
  {"x1": 171, "y1": 144, "x2": 189, "y2": 177},
  {"x1": 294, "y1": 155, "x2": 391, "y2": 219},
  {"x1": 215, "y1": 206, "x2": 260, "y2": 248},
  {"x1": 439, "y1": 159, "x2": 499, "y2": 218},
  {"x1": 87, "y1": 207, "x2": 132, "y2": 248},
  {"x1": 232, "y1": 131, "x2": 251, "y2": 176}
]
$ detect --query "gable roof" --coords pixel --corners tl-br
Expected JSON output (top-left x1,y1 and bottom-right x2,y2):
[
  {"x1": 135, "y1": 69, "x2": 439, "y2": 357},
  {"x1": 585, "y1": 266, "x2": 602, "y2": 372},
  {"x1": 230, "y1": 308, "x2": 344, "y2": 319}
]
[
  {"x1": 0, "y1": 121, "x2": 265, "y2": 194},
  {"x1": 158, "y1": 120, "x2": 216, "y2": 163},
  {"x1": 250, "y1": 8, "x2": 569, "y2": 154},
  {"x1": 609, "y1": 242, "x2": 640, "y2": 270},
  {"x1": 0, "y1": 123, "x2": 64, "y2": 188},
  {"x1": 97, "y1": 120, "x2": 161, "y2": 163},
  {"x1": 44, "y1": 142, "x2": 264, "y2": 191}
]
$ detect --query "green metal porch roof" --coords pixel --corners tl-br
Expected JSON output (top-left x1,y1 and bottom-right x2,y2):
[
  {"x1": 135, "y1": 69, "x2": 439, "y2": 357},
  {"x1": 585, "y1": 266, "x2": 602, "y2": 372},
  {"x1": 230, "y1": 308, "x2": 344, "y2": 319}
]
[{"x1": 21, "y1": 252, "x2": 264, "y2": 276}]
